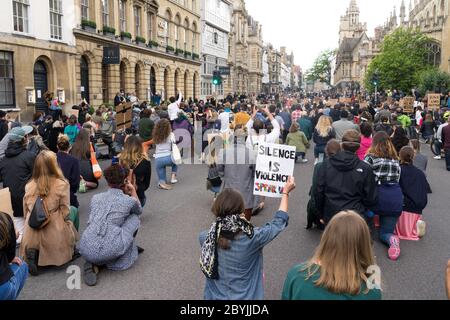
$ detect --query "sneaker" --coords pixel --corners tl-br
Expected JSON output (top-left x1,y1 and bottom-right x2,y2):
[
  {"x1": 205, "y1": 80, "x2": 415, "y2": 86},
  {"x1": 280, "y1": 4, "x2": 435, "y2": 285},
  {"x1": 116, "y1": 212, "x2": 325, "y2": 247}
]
[
  {"x1": 302, "y1": 159, "x2": 309, "y2": 163},
  {"x1": 417, "y1": 220, "x2": 426, "y2": 238},
  {"x1": 26, "y1": 249, "x2": 39, "y2": 276},
  {"x1": 388, "y1": 236, "x2": 401, "y2": 261},
  {"x1": 83, "y1": 262, "x2": 98, "y2": 287},
  {"x1": 434, "y1": 156, "x2": 442, "y2": 160},
  {"x1": 158, "y1": 183, "x2": 172, "y2": 190},
  {"x1": 171, "y1": 178, "x2": 178, "y2": 184}
]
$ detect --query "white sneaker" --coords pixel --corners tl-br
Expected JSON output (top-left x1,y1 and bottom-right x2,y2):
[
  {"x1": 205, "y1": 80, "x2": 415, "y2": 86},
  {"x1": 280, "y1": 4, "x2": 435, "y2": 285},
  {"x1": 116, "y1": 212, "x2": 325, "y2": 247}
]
[
  {"x1": 417, "y1": 220, "x2": 426, "y2": 238},
  {"x1": 171, "y1": 177, "x2": 178, "y2": 184},
  {"x1": 302, "y1": 159, "x2": 309, "y2": 163},
  {"x1": 434, "y1": 156, "x2": 442, "y2": 160}
]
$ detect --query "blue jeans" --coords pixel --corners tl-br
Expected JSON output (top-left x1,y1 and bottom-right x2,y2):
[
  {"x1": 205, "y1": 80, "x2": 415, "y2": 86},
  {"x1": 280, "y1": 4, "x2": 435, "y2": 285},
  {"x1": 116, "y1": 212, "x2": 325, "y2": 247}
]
[
  {"x1": 379, "y1": 215, "x2": 399, "y2": 246},
  {"x1": 314, "y1": 145, "x2": 325, "y2": 158},
  {"x1": 295, "y1": 152, "x2": 306, "y2": 161},
  {"x1": 155, "y1": 155, "x2": 178, "y2": 184},
  {"x1": 0, "y1": 262, "x2": 29, "y2": 300}
]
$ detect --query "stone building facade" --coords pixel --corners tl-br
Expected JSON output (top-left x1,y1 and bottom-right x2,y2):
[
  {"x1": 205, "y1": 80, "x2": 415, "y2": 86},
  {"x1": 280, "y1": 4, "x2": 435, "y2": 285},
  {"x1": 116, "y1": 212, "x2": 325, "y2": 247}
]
[
  {"x1": 262, "y1": 43, "x2": 282, "y2": 94},
  {"x1": 73, "y1": 0, "x2": 202, "y2": 107},
  {"x1": 378, "y1": 0, "x2": 450, "y2": 73},
  {"x1": 247, "y1": 15, "x2": 263, "y2": 95},
  {"x1": 333, "y1": 0, "x2": 376, "y2": 93},
  {"x1": 225, "y1": 0, "x2": 263, "y2": 96},
  {"x1": 0, "y1": 0, "x2": 78, "y2": 120}
]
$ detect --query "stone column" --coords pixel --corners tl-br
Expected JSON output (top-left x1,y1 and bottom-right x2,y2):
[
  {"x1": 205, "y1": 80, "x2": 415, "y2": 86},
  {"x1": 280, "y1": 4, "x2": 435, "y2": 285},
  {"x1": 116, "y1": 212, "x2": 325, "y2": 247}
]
[{"x1": 112, "y1": 0, "x2": 120, "y2": 36}]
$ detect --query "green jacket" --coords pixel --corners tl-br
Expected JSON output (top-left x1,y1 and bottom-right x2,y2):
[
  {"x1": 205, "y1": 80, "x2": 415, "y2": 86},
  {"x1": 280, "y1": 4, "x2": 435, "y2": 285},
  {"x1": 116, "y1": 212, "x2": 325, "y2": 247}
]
[
  {"x1": 298, "y1": 117, "x2": 313, "y2": 140},
  {"x1": 286, "y1": 131, "x2": 310, "y2": 153},
  {"x1": 397, "y1": 114, "x2": 411, "y2": 128},
  {"x1": 282, "y1": 263, "x2": 382, "y2": 300}
]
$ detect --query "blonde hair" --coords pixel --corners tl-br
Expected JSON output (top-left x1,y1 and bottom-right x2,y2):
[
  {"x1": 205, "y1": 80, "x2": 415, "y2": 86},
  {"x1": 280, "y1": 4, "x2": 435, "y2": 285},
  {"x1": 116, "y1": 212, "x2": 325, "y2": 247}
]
[
  {"x1": 303, "y1": 211, "x2": 377, "y2": 295},
  {"x1": 119, "y1": 135, "x2": 148, "y2": 169},
  {"x1": 316, "y1": 115, "x2": 333, "y2": 137},
  {"x1": 30, "y1": 150, "x2": 66, "y2": 197}
]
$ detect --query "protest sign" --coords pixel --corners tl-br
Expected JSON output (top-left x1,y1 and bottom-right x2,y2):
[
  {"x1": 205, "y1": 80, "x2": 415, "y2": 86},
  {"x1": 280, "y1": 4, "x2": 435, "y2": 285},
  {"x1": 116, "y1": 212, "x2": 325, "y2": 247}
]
[
  {"x1": 401, "y1": 96, "x2": 415, "y2": 113},
  {"x1": 115, "y1": 102, "x2": 133, "y2": 130},
  {"x1": 254, "y1": 143, "x2": 296, "y2": 198},
  {"x1": 428, "y1": 93, "x2": 441, "y2": 110},
  {"x1": 0, "y1": 188, "x2": 13, "y2": 216},
  {"x1": 328, "y1": 99, "x2": 339, "y2": 106}
]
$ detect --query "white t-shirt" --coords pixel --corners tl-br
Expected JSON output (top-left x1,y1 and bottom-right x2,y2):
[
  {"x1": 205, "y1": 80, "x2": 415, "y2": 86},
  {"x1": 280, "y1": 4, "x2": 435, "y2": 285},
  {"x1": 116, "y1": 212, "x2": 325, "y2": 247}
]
[
  {"x1": 218, "y1": 111, "x2": 231, "y2": 133},
  {"x1": 168, "y1": 93, "x2": 183, "y2": 121}
]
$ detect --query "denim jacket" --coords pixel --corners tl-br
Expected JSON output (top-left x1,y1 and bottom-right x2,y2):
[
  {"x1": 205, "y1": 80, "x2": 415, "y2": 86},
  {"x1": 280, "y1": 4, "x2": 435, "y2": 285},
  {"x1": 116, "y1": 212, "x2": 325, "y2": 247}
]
[{"x1": 199, "y1": 211, "x2": 289, "y2": 300}]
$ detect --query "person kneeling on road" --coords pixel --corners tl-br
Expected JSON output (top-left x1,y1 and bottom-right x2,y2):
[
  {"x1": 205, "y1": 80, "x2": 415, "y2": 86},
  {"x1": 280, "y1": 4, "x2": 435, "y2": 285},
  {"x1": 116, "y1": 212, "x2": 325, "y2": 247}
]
[{"x1": 79, "y1": 164, "x2": 144, "y2": 287}]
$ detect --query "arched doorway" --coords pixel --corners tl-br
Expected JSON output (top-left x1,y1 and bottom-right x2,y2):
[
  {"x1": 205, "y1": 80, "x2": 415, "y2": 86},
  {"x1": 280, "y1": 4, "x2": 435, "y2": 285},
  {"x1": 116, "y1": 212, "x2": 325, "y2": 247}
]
[
  {"x1": 80, "y1": 56, "x2": 90, "y2": 103},
  {"x1": 164, "y1": 68, "x2": 169, "y2": 101},
  {"x1": 34, "y1": 61, "x2": 48, "y2": 113},
  {"x1": 150, "y1": 66, "x2": 156, "y2": 96},
  {"x1": 135, "y1": 64, "x2": 141, "y2": 98},
  {"x1": 120, "y1": 61, "x2": 127, "y2": 92}
]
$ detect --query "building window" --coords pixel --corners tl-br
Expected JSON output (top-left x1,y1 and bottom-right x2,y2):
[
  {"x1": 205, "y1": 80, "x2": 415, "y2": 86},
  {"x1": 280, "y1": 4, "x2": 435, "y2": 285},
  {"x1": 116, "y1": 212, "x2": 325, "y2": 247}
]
[
  {"x1": 0, "y1": 52, "x2": 15, "y2": 108},
  {"x1": 49, "y1": 0, "x2": 63, "y2": 40},
  {"x1": 213, "y1": 32, "x2": 218, "y2": 44},
  {"x1": 102, "y1": 0, "x2": 109, "y2": 27},
  {"x1": 134, "y1": 6, "x2": 141, "y2": 37},
  {"x1": 426, "y1": 42, "x2": 441, "y2": 67},
  {"x1": 119, "y1": 0, "x2": 126, "y2": 32},
  {"x1": 147, "y1": 12, "x2": 154, "y2": 41},
  {"x1": 13, "y1": 0, "x2": 29, "y2": 33},
  {"x1": 81, "y1": 0, "x2": 89, "y2": 20}
]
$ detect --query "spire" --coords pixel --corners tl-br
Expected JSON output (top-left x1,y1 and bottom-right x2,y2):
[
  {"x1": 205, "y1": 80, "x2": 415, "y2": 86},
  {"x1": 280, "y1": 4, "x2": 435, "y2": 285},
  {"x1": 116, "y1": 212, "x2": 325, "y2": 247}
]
[{"x1": 400, "y1": 0, "x2": 406, "y2": 24}]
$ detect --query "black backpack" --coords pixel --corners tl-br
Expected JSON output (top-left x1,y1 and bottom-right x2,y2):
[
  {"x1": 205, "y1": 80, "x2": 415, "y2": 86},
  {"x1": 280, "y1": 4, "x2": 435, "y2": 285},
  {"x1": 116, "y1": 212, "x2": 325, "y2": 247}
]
[{"x1": 28, "y1": 197, "x2": 50, "y2": 230}]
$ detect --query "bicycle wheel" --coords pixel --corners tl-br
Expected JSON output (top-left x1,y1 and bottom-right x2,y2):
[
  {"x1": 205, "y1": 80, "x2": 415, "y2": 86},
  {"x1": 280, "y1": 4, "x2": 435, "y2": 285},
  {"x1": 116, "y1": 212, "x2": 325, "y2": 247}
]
[{"x1": 430, "y1": 138, "x2": 440, "y2": 156}]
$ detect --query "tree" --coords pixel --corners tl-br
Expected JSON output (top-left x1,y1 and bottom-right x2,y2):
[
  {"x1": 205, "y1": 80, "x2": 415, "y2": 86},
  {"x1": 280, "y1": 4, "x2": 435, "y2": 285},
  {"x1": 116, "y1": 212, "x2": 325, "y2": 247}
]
[
  {"x1": 306, "y1": 49, "x2": 336, "y2": 86},
  {"x1": 418, "y1": 68, "x2": 450, "y2": 95},
  {"x1": 364, "y1": 28, "x2": 433, "y2": 93}
]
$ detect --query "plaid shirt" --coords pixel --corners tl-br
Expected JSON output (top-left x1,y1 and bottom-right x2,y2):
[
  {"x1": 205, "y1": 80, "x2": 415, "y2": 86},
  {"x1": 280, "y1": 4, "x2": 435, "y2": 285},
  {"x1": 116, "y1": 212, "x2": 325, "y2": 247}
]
[
  {"x1": 292, "y1": 110, "x2": 302, "y2": 123},
  {"x1": 364, "y1": 155, "x2": 401, "y2": 184}
]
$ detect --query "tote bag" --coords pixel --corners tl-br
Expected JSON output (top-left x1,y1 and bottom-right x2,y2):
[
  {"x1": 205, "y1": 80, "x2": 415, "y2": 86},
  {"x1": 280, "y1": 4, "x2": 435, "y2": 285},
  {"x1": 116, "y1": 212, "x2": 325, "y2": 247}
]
[{"x1": 171, "y1": 134, "x2": 182, "y2": 165}]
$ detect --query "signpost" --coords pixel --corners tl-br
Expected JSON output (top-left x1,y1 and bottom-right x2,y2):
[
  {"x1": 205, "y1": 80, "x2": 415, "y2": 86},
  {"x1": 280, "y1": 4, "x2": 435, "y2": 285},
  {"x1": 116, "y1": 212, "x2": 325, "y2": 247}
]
[
  {"x1": 254, "y1": 143, "x2": 296, "y2": 198},
  {"x1": 428, "y1": 93, "x2": 441, "y2": 110},
  {"x1": 218, "y1": 66, "x2": 230, "y2": 76}
]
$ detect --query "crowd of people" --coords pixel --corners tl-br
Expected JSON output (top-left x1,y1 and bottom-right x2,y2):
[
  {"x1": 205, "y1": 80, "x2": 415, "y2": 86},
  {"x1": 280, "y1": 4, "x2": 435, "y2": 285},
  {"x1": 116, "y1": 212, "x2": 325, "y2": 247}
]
[{"x1": 0, "y1": 88, "x2": 450, "y2": 300}]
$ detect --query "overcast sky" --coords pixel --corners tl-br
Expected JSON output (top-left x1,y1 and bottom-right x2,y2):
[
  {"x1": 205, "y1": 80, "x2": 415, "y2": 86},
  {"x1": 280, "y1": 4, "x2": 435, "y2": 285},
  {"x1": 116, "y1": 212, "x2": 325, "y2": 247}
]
[{"x1": 245, "y1": 0, "x2": 404, "y2": 70}]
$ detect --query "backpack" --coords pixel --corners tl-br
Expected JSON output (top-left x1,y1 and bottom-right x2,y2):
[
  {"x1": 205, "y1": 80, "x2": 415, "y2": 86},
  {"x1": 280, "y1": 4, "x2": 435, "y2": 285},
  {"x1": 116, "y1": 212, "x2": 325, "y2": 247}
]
[{"x1": 28, "y1": 197, "x2": 50, "y2": 230}]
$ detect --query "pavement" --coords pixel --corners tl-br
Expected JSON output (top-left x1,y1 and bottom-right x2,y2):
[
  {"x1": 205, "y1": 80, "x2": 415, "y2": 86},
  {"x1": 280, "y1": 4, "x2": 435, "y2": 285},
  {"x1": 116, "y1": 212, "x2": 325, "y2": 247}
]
[{"x1": 18, "y1": 145, "x2": 450, "y2": 300}]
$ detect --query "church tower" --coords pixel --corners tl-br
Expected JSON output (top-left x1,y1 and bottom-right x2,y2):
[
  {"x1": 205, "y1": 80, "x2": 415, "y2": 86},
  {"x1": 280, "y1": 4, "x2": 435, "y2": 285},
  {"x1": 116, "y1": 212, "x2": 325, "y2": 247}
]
[
  {"x1": 400, "y1": 0, "x2": 406, "y2": 25},
  {"x1": 339, "y1": 0, "x2": 367, "y2": 43}
]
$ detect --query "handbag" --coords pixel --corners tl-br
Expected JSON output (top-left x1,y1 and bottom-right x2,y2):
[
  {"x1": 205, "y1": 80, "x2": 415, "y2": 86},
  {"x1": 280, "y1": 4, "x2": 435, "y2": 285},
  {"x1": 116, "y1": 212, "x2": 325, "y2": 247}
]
[
  {"x1": 375, "y1": 183, "x2": 404, "y2": 216},
  {"x1": 78, "y1": 177, "x2": 87, "y2": 193},
  {"x1": 171, "y1": 134, "x2": 182, "y2": 165},
  {"x1": 207, "y1": 164, "x2": 222, "y2": 188},
  {"x1": 28, "y1": 196, "x2": 50, "y2": 230}
]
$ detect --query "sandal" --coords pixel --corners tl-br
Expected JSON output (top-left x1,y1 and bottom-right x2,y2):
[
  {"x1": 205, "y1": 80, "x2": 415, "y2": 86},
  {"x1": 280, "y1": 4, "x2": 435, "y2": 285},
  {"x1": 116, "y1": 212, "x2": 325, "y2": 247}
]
[{"x1": 84, "y1": 262, "x2": 98, "y2": 287}]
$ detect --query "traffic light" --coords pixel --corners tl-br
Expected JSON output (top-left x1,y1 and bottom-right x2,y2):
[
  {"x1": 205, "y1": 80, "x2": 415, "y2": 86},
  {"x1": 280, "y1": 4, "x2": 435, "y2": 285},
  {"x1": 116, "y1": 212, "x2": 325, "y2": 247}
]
[
  {"x1": 372, "y1": 72, "x2": 380, "y2": 87},
  {"x1": 212, "y1": 70, "x2": 222, "y2": 86}
]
